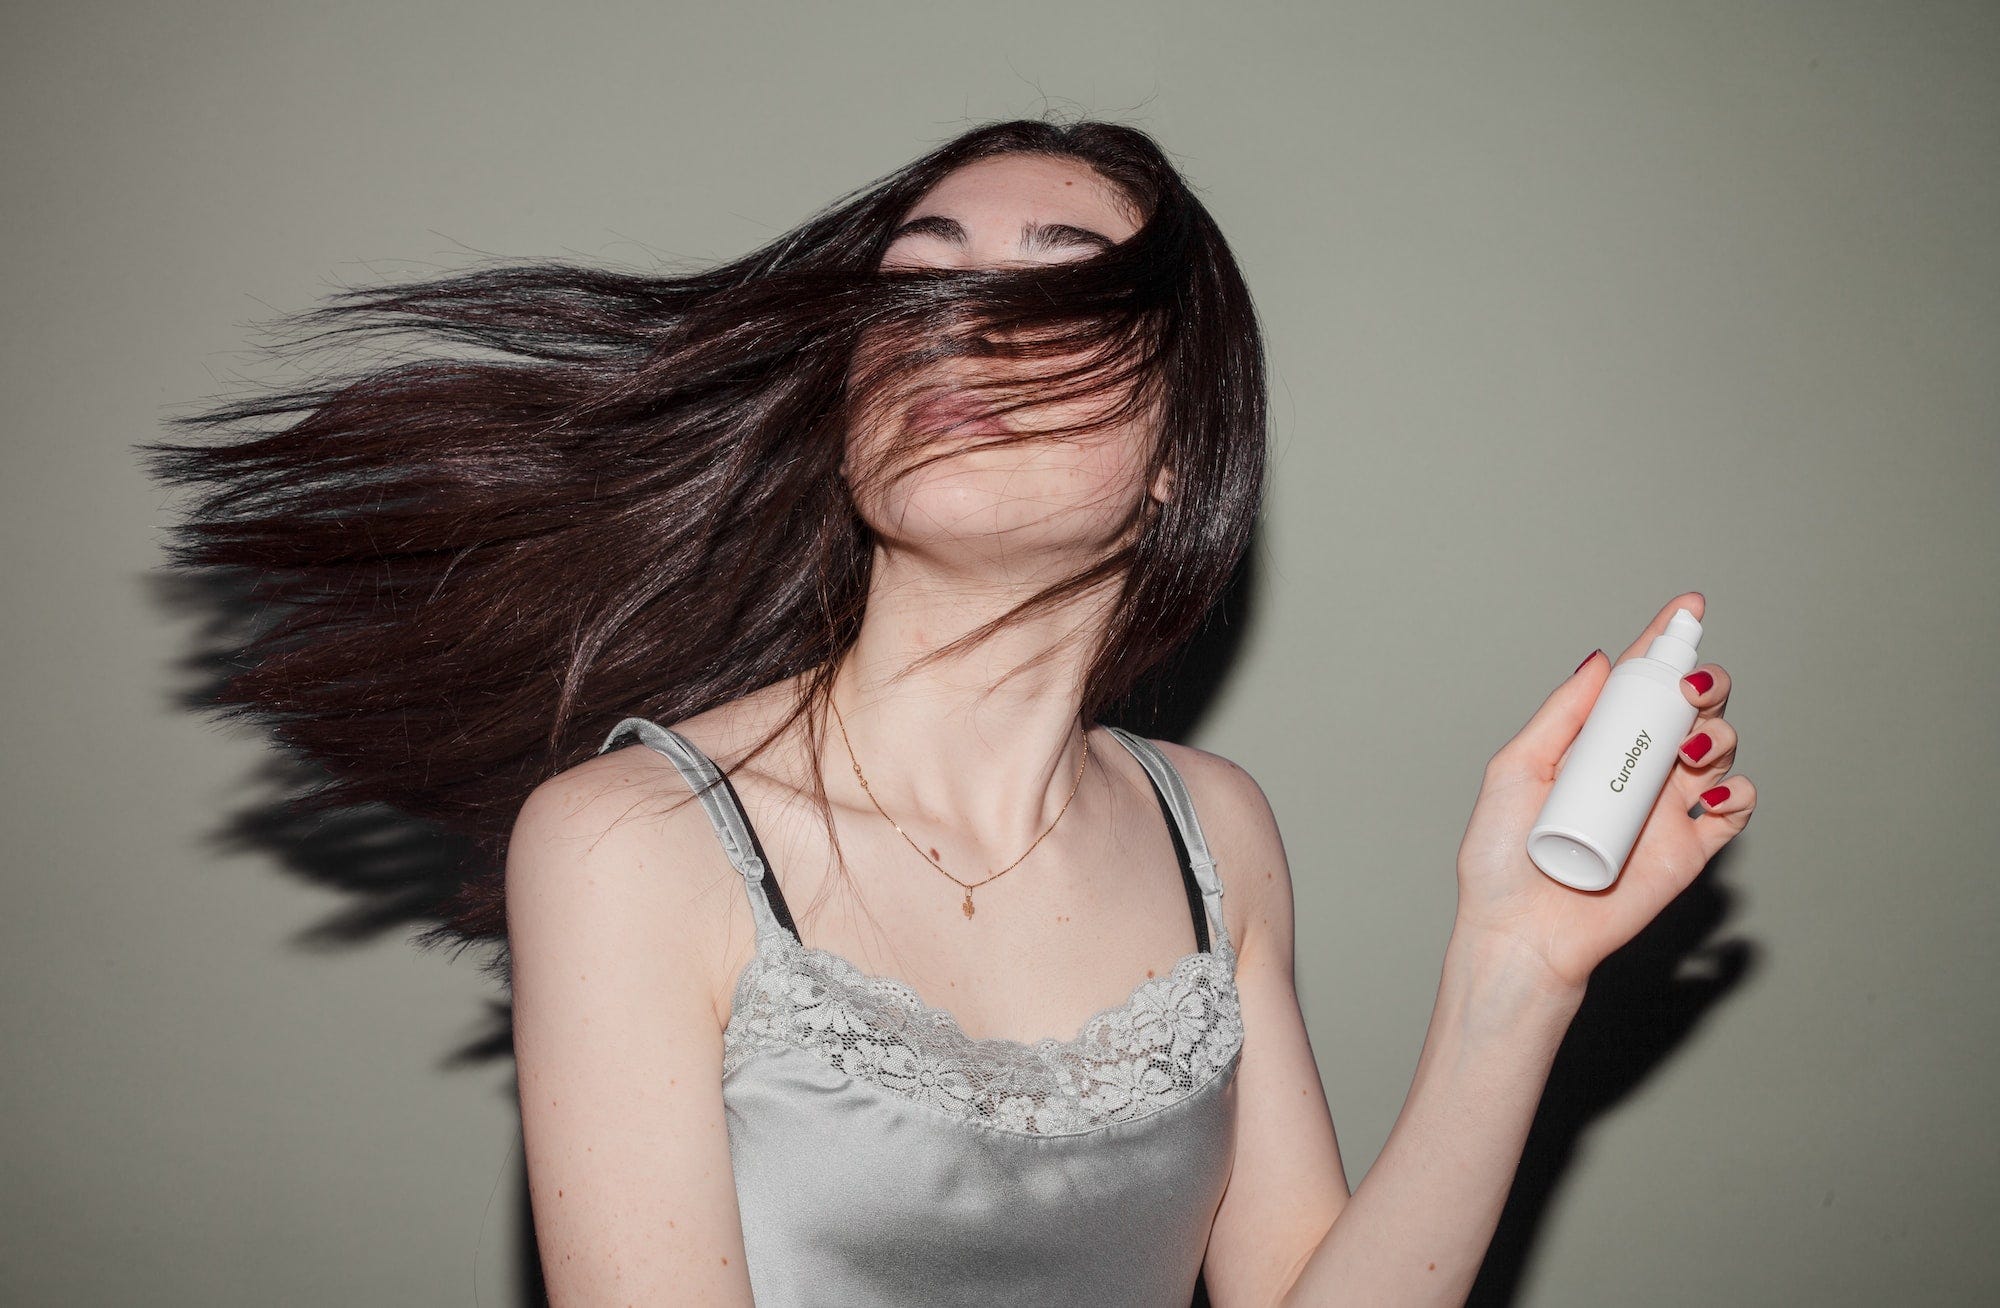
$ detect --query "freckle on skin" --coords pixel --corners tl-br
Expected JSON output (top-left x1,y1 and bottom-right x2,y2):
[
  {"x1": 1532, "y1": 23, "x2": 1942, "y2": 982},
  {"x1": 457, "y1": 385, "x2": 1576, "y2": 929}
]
[{"x1": 1428, "y1": 1262, "x2": 1437, "y2": 1271}]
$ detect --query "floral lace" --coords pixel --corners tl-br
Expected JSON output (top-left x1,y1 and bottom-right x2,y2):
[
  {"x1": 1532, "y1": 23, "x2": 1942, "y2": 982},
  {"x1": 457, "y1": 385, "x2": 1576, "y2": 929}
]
[{"x1": 722, "y1": 928, "x2": 1244, "y2": 1137}]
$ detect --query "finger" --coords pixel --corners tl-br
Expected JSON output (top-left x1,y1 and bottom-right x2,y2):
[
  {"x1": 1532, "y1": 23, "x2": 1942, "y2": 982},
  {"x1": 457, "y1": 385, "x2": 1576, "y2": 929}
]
[
  {"x1": 1680, "y1": 661, "x2": 1731, "y2": 722},
  {"x1": 1491, "y1": 649, "x2": 1611, "y2": 779},
  {"x1": 1613, "y1": 591, "x2": 1707, "y2": 667},
  {"x1": 1686, "y1": 773, "x2": 1756, "y2": 830},
  {"x1": 1675, "y1": 716, "x2": 1737, "y2": 778}
]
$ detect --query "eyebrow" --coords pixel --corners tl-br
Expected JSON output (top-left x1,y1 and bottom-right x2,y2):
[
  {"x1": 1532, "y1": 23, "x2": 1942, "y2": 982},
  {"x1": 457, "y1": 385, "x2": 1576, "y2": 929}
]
[{"x1": 887, "y1": 213, "x2": 1116, "y2": 254}]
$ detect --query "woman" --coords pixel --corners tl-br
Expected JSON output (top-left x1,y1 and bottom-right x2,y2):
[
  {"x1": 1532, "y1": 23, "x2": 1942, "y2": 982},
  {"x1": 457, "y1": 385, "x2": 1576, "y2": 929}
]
[{"x1": 146, "y1": 119, "x2": 1754, "y2": 1305}]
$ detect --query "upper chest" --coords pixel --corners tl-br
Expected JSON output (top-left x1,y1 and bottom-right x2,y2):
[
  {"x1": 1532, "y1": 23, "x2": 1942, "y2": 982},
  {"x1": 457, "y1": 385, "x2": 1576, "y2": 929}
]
[{"x1": 694, "y1": 760, "x2": 1235, "y2": 1048}]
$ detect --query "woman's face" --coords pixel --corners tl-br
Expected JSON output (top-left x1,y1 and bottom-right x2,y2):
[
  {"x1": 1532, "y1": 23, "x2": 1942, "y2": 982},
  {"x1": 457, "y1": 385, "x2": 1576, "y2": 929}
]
[{"x1": 844, "y1": 152, "x2": 1172, "y2": 573}]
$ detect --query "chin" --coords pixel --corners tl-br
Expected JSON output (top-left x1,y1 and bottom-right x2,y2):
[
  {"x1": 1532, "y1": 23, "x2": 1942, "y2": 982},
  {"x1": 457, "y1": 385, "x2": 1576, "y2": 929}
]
[{"x1": 874, "y1": 492, "x2": 1129, "y2": 564}]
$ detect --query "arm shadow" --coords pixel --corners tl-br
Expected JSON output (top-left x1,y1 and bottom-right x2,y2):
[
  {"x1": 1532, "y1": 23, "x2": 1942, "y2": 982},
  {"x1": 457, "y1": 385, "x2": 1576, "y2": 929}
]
[{"x1": 1466, "y1": 846, "x2": 1759, "y2": 1305}]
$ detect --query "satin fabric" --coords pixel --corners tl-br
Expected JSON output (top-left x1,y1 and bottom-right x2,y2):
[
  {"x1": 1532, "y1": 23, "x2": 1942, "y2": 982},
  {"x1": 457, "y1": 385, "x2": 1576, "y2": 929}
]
[
  {"x1": 724, "y1": 1041, "x2": 1238, "y2": 1307},
  {"x1": 599, "y1": 717, "x2": 1242, "y2": 1307}
]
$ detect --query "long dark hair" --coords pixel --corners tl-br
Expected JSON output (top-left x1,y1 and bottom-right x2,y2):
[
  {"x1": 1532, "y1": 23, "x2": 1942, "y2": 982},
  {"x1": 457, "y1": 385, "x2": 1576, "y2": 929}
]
[{"x1": 140, "y1": 116, "x2": 1267, "y2": 979}]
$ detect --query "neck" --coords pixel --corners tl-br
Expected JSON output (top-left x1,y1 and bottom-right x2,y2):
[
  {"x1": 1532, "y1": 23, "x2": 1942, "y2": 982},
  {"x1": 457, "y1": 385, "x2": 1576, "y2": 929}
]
[{"x1": 822, "y1": 542, "x2": 1120, "y2": 858}]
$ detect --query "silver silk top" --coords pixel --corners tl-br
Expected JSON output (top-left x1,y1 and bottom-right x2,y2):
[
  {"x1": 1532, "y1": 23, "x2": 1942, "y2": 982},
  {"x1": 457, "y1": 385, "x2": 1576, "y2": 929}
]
[{"x1": 598, "y1": 717, "x2": 1245, "y2": 1307}]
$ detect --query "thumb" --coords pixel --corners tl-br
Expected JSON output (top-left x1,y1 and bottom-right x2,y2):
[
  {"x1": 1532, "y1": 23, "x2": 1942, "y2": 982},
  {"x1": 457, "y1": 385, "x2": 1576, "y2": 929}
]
[{"x1": 1506, "y1": 649, "x2": 1608, "y2": 772}]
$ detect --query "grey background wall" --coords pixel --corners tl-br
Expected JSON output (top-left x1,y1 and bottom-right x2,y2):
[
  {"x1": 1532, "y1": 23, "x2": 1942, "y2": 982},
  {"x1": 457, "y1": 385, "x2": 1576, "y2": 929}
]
[{"x1": 5, "y1": 2, "x2": 1993, "y2": 1304}]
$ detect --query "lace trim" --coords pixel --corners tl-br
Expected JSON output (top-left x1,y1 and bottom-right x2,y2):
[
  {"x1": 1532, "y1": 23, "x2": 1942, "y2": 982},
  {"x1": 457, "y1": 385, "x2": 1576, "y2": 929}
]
[{"x1": 721, "y1": 929, "x2": 1244, "y2": 1137}]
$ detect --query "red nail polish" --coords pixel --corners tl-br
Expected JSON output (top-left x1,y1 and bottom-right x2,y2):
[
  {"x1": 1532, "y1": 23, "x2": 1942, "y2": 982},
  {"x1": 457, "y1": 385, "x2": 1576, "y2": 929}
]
[
  {"x1": 1680, "y1": 733, "x2": 1711, "y2": 763},
  {"x1": 1684, "y1": 670, "x2": 1714, "y2": 695},
  {"x1": 1573, "y1": 649, "x2": 1601, "y2": 675},
  {"x1": 1698, "y1": 785, "x2": 1731, "y2": 809}
]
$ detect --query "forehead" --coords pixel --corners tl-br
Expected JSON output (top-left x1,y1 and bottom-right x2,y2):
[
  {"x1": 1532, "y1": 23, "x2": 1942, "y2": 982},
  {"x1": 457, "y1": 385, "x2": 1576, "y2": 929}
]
[{"x1": 900, "y1": 153, "x2": 1140, "y2": 239}]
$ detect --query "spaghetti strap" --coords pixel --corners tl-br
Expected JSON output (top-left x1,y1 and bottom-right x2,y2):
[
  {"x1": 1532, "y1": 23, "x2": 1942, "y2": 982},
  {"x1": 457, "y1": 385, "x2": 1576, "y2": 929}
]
[
  {"x1": 1100, "y1": 725, "x2": 1232, "y2": 957},
  {"x1": 597, "y1": 716, "x2": 794, "y2": 944}
]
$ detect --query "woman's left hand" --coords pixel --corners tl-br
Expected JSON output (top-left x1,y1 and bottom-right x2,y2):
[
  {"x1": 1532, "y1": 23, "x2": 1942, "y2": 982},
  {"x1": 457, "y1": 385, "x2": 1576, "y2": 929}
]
[{"x1": 1451, "y1": 592, "x2": 1758, "y2": 996}]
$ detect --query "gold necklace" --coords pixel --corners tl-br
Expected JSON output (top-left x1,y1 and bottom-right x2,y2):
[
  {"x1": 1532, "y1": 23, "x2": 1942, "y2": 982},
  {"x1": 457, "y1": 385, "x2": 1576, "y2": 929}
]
[{"x1": 829, "y1": 695, "x2": 1090, "y2": 920}]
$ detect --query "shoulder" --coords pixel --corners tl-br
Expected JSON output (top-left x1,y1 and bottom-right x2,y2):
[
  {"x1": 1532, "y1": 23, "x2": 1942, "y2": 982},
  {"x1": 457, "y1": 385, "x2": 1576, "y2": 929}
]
[
  {"x1": 512, "y1": 731, "x2": 704, "y2": 869},
  {"x1": 1133, "y1": 733, "x2": 1295, "y2": 961},
  {"x1": 510, "y1": 682, "x2": 801, "y2": 912},
  {"x1": 504, "y1": 738, "x2": 747, "y2": 1021},
  {"x1": 505, "y1": 741, "x2": 761, "y2": 1302}
]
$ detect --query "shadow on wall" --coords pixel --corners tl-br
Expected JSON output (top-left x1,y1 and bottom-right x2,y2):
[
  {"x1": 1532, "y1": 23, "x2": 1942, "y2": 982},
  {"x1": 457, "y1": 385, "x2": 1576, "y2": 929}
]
[
  {"x1": 1469, "y1": 854, "x2": 1758, "y2": 1306},
  {"x1": 149, "y1": 521, "x2": 1755, "y2": 1308}
]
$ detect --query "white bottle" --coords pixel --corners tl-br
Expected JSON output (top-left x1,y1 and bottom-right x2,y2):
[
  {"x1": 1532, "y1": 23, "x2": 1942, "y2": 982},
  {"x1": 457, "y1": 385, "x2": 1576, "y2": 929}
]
[{"x1": 1528, "y1": 608, "x2": 1704, "y2": 891}]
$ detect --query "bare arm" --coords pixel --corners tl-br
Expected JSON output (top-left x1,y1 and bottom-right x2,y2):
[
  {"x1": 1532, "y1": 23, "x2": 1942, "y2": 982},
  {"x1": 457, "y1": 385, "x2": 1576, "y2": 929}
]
[
  {"x1": 1168, "y1": 740, "x2": 1586, "y2": 1308},
  {"x1": 507, "y1": 752, "x2": 757, "y2": 1306},
  {"x1": 1168, "y1": 743, "x2": 1583, "y2": 1308},
  {"x1": 1270, "y1": 595, "x2": 1753, "y2": 1305},
  {"x1": 1170, "y1": 744, "x2": 1351, "y2": 1308},
  {"x1": 1274, "y1": 931, "x2": 1581, "y2": 1305}
]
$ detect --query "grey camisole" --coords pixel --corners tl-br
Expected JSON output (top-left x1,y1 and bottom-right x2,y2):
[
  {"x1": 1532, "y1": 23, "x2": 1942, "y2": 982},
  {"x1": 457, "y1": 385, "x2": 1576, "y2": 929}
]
[{"x1": 597, "y1": 717, "x2": 1244, "y2": 1307}]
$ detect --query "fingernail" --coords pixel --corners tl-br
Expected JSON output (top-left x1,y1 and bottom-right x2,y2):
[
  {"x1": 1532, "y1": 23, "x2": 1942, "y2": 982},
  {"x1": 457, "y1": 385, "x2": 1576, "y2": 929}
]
[
  {"x1": 1684, "y1": 670, "x2": 1714, "y2": 695},
  {"x1": 1690, "y1": 785, "x2": 1731, "y2": 815},
  {"x1": 1573, "y1": 649, "x2": 1601, "y2": 675},
  {"x1": 1680, "y1": 732, "x2": 1712, "y2": 763}
]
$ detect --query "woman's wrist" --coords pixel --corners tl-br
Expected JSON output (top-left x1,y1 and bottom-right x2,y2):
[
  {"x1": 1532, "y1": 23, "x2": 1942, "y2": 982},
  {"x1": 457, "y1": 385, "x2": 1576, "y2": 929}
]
[{"x1": 1443, "y1": 920, "x2": 1590, "y2": 1022}]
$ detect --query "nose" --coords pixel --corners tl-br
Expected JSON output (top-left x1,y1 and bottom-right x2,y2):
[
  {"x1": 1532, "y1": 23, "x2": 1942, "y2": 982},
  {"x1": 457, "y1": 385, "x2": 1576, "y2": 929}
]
[
  {"x1": 944, "y1": 312, "x2": 1007, "y2": 359},
  {"x1": 956, "y1": 331, "x2": 999, "y2": 359},
  {"x1": 953, "y1": 315, "x2": 1057, "y2": 365}
]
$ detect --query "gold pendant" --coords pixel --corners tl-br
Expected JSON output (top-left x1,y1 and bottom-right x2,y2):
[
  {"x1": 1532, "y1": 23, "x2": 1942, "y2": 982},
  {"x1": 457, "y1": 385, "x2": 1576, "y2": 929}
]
[{"x1": 962, "y1": 890, "x2": 976, "y2": 919}]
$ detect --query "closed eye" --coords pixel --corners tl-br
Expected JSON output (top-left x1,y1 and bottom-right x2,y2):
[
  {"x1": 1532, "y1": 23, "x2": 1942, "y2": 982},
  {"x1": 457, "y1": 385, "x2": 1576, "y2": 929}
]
[{"x1": 887, "y1": 214, "x2": 1114, "y2": 256}]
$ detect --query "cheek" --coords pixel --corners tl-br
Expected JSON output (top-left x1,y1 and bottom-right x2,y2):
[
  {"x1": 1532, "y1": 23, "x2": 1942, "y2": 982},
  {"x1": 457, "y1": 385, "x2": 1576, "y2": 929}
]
[{"x1": 1056, "y1": 434, "x2": 1147, "y2": 494}]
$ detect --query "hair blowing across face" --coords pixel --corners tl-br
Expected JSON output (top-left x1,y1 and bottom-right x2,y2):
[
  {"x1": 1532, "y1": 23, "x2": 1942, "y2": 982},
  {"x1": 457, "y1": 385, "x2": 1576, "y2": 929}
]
[{"x1": 140, "y1": 116, "x2": 1268, "y2": 978}]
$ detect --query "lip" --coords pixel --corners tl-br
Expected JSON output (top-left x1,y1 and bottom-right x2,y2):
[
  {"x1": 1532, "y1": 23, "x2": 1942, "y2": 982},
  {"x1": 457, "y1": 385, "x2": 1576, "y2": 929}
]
[{"x1": 908, "y1": 389, "x2": 1015, "y2": 437}]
